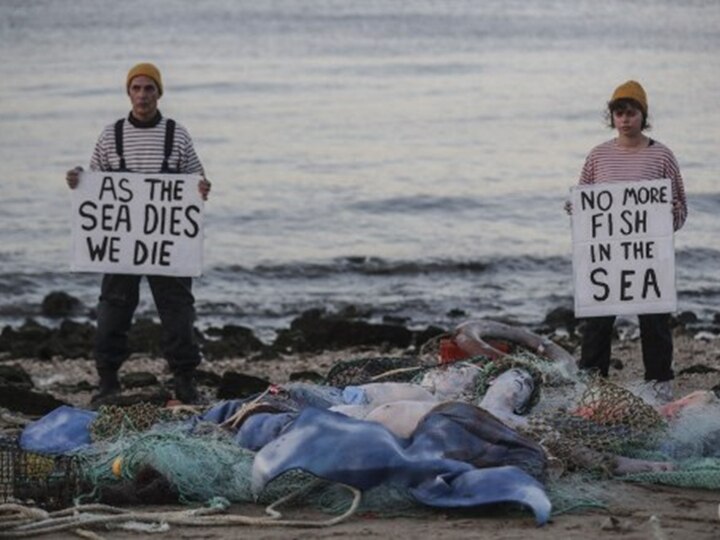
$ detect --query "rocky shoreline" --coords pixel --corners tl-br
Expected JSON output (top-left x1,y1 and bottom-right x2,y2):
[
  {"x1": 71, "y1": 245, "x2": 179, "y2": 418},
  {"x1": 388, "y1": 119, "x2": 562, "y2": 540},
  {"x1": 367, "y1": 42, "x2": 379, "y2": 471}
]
[
  {"x1": 1, "y1": 290, "x2": 719, "y2": 417},
  {"x1": 2, "y1": 294, "x2": 720, "y2": 540}
]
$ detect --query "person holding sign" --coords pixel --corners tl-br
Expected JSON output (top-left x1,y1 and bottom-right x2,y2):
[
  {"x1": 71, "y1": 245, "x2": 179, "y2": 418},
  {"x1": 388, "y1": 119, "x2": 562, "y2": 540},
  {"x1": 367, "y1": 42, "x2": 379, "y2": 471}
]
[
  {"x1": 570, "y1": 80, "x2": 687, "y2": 404},
  {"x1": 65, "y1": 63, "x2": 212, "y2": 405}
]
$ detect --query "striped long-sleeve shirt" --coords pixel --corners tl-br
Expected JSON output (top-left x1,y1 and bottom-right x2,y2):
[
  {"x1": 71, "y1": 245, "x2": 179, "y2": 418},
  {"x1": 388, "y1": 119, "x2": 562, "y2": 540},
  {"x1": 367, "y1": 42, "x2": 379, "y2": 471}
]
[
  {"x1": 90, "y1": 113, "x2": 204, "y2": 175},
  {"x1": 579, "y1": 138, "x2": 687, "y2": 230}
]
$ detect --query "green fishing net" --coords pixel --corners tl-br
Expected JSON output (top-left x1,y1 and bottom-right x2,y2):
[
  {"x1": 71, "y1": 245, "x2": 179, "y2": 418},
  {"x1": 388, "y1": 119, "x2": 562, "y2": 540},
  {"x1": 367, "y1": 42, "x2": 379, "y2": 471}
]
[{"x1": 69, "y1": 351, "x2": 720, "y2": 518}]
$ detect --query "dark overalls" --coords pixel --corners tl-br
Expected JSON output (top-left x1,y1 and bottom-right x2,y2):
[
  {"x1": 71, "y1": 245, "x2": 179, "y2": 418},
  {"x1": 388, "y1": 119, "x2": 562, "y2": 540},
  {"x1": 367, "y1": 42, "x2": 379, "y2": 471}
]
[
  {"x1": 579, "y1": 314, "x2": 674, "y2": 381},
  {"x1": 94, "y1": 116, "x2": 201, "y2": 377}
]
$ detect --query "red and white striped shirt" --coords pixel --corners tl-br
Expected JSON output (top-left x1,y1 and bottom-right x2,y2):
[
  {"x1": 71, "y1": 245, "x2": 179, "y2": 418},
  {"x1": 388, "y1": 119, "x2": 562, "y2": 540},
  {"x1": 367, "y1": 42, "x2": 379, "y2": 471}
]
[{"x1": 579, "y1": 138, "x2": 687, "y2": 230}]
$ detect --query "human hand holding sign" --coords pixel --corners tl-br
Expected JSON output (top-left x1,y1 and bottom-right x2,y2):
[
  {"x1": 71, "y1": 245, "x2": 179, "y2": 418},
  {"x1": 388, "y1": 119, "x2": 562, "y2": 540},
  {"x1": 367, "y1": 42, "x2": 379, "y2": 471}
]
[
  {"x1": 66, "y1": 166, "x2": 83, "y2": 189},
  {"x1": 198, "y1": 177, "x2": 211, "y2": 201}
]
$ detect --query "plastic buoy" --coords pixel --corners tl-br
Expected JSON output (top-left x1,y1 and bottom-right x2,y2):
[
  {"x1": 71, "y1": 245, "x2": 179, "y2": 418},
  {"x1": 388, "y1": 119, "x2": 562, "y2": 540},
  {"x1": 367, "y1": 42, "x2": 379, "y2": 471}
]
[{"x1": 112, "y1": 456, "x2": 123, "y2": 478}]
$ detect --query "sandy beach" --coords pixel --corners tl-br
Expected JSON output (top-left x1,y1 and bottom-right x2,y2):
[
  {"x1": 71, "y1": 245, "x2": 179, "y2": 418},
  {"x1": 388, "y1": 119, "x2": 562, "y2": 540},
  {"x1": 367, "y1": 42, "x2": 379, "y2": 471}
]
[
  {"x1": 2, "y1": 2, "x2": 719, "y2": 538},
  {"x1": 3, "y1": 328, "x2": 719, "y2": 539}
]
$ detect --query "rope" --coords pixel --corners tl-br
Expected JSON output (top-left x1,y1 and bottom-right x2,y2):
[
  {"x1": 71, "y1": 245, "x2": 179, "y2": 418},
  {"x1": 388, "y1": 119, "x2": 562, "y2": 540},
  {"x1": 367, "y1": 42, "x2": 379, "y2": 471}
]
[
  {"x1": 0, "y1": 505, "x2": 49, "y2": 528},
  {"x1": 370, "y1": 366, "x2": 424, "y2": 382},
  {"x1": 0, "y1": 482, "x2": 361, "y2": 537},
  {"x1": 221, "y1": 388, "x2": 272, "y2": 430}
]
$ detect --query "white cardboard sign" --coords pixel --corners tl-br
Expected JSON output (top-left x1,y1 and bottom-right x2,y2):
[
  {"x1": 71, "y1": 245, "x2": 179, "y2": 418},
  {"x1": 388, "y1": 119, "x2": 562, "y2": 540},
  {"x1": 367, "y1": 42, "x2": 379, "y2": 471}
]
[
  {"x1": 571, "y1": 179, "x2": 676, "y2": 317},
  {"x1": 71, "y1": 171, "x2": 204, "y2": 277}
]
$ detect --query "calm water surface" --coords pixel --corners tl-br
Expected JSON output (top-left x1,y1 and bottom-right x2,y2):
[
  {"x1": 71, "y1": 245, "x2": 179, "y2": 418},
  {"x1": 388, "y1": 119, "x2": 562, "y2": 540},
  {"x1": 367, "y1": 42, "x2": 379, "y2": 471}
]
[{"x1": 1, "y1": 0, "x2": 718, "y2": 338}]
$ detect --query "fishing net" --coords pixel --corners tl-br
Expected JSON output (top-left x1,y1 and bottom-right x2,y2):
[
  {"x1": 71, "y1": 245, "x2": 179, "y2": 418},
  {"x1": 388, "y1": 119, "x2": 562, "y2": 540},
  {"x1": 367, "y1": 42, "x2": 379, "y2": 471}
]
[
  {"x1": 324, "y1": 356, "x2": 426, "y2": 387},
  {"x1": 490, "y1": 355, "x2": 720, "y2": 497},
  {"x1": 622, "y1": 458, "x2": 720, "y2": 489},
  {"x1": 55, "y1": 346, "x2": 720, "y2": 517},
  {"x1": 76, "y1": 422, "x2": 255, "y2": 503},
  {"x1": 545, "y1": 474, "x2": 614, "y2": 515},
  {"x1": 90, "y1": 403, "x2": 178, "y2": 441},
  {"x1": 655, "y1": 401, "x2": 720, "y2": 460},
  {"x1": 0, "y1": 435, "x2": 79, "y2": 510},
  {"x1": 543, "y1": 376, "x2": 665, "y2": 456},
  {"x1": 74, "y1": 421, "x2": 429, "y2": 516},
  {"x1": 71, "y1": 397, "x2": 720, "y2": 517},
  {"x1": 615, "y1": 400, "x2": 720, "y2": 489}
]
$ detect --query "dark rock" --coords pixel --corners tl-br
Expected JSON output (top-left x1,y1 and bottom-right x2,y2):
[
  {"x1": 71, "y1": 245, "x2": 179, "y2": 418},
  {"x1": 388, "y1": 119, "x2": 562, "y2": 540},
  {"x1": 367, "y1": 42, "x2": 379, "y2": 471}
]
[
  {"x1": 295, "y1": 308, "x2": 325, "y2": 322},
  {"x1": 217, "y1": 371, "x2": 270, "y2": 400},
  {"x1": 90, "y1": 388, "x2": 172, "y2": 409},
  {"x1": 41, "y1": 291, "x2": 83, "y2": 318},
  {"x1": 714, "y1": 313, "x2": 720, "y2": 325},
  {"x1": 543, "y1": 307, "x2": 577, "y2": 334},
  {"x1": 338, "y1": 305, "x2": 372, "y2": 319},
  {"x1": 121, "y1": 372, "x2": 159, "y2": 388},
  {"x1": 56, "y1": 380, "x2": 95, "y2": 393},
  {"x1": 19, "y1": 319, "x2": 52, "y2": 338},
  {"x1": 0, "y1": 319, "x2": 95, "y2": 359},
  {"x1": 0, "y1": 316, "x2": 228, "y2": 360},
  {"x1": 611, "y1": 358, "x2": 624, "y2": 370},
  {"x1": 446, "y1": 308, "x2": 467, "y2": 319},
  {"x1": 0, "y1": 365, "x2": 34, "y2": 388},
  {"x1": 272, "y1": 329, "x2": 307, "y2": 353},
  {"x1": 249, "y1": 348, "x2": 281, "y2": 361},
  {"x1": 195, "y1": 369, "x2": 222, "y2": 387},
  {"x1": 0, "y1": 320, "x2": 53, "y2": 359},
  {"x1": 272, "y1": 309, "x2": 414, "y2": 352},
  {"x1": 0, "y1": 384, "x2": 67, "y2": 416},
  {"x1": 202, "y1": 324, "x2": 264, "y2": 359},
  {"x1": 289, "y1": 370, "x2": 325, "y2": 383},
  {"x1": 674, "y1": 311, "x2": 699, "y2": 326},
  {"x1": 53, "y1": 320, "x2": 95, "y2": 358},
  {"x1": 382, "y1": 315, "x2": 410, "y2": 325},
  {"x1": 678, "y1": 364, "x2": 719, "y2": 376}
]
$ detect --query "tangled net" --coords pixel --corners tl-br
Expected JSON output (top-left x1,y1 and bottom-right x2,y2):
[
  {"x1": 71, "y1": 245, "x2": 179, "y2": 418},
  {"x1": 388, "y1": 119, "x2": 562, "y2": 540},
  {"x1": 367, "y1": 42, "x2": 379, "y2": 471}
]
[
  {"x1": 41, "y1": 344, "x2": 720, "y2": 519},
  {"x1": 74, "y1": 404, "x2": 425, "y2": 517},
  {"x1": 324, "y1": 356, "x2": 425, "y2": 387},
  {"x1": 90, "y1": 403, "x2": 177, "y2": 442}
]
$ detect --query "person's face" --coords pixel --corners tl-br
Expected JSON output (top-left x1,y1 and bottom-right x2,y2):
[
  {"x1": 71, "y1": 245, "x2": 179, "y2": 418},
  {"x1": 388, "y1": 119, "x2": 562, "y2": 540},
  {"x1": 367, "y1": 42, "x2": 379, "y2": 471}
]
[
  {"x1": 485, "y1": 368, "x2": 535, "y2": 414},
  {"x1": 128, "y1": 75, "x2": 160, "y2": 121},
  {"x1": 612, "y1": 105, "x2": 643, "y2": 137}
]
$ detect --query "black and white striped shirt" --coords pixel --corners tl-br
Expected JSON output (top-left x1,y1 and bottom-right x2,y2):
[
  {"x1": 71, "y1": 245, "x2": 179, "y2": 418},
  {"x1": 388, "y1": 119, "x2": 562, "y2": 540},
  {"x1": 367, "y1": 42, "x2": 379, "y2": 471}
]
[{"x1": 89, "y1": 113, "x2": 204, "y2": 175}]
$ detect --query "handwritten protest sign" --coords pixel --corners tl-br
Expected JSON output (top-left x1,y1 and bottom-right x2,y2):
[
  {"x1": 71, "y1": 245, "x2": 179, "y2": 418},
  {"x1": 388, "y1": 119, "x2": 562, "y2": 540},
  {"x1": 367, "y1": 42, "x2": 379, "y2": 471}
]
[
  {"x1": 571, "y1": 179, "x2": 676, "y2": 317},
  {"x1": 71, "y1": 172, "x2": 204, "y2": 277}
]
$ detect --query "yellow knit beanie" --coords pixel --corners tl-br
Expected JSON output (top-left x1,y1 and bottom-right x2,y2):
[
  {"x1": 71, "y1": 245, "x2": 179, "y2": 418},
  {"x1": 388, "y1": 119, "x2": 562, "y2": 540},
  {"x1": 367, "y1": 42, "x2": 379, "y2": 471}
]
[
  {"x1": 126, "y1": 63, "x2": 163, "y2": 96},
  {"x1": 610, "y1": 80, "x2": 647, "y2": 115}
]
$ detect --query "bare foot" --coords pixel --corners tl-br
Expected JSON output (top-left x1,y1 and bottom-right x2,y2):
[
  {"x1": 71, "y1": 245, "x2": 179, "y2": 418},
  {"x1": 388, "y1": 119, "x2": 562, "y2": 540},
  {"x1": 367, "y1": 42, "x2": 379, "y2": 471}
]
[{"x1": 614, "y1": 456, "x2": 674, "y2": 475}]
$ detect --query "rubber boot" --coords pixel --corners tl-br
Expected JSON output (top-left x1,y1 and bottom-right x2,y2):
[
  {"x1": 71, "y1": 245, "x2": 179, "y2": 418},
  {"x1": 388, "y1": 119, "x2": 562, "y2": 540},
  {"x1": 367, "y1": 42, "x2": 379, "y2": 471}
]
[
  {"x1": 174, "y1": 372, "x2": 200, "y2": 404},
  {"x1": 91, "y1": 369, "x2": 121, "y2": 404}
]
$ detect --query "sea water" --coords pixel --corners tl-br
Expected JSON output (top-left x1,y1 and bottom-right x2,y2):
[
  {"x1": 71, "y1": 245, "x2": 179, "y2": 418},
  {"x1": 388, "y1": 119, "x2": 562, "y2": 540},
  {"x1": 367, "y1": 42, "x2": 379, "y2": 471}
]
[{"x1": 0, "y1": 0, "x2": 718, "y2": 339}]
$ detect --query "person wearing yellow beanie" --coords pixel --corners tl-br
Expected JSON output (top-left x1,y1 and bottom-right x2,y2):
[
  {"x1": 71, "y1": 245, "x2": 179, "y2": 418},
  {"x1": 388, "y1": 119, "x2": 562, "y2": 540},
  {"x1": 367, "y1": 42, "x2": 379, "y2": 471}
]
[
  {"x1": 64, "y1": 63, "x2": 213, "y2": 405},
  {"x1": 127, "y1": 62, "x2": 163, "y2": 96},
  {"x1": 570, "y1": 80, "x2": 688, "y2": 406},
  {"x1": 610, "y1": 80, "x2": 648, "y2": 119}
]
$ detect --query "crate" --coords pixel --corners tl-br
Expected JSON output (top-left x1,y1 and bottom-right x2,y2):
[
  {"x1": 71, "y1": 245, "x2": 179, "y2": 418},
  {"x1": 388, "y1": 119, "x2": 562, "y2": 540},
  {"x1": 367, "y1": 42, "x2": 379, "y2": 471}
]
[{"x1": 0, "y1": 435, "x2": 79, "y2": 510}]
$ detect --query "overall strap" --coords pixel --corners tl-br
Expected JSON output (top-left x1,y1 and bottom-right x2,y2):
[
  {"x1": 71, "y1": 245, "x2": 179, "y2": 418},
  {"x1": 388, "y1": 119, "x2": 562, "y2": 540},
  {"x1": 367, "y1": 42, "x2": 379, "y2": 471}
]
[
  {"x1": 113, "y1": 119, "x2": 128, "y2": 171},
  {"x1": 161, "y1": 119, "x2": 176, "y2": 173}
]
